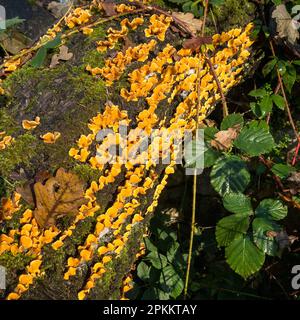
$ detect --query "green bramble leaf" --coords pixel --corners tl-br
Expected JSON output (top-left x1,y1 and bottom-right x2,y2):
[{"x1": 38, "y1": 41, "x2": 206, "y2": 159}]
[
  {"x1": 255, "y1": 199, "x2": 288, "y2": 221},
  {"x1": 216, "y1": 213, "x2": 250, "y2": 247},
  {"x1": 210, "y1": 156, "x2": 251, "y2": 196},
  {"x1": 225, "y1": 235, "x2": 265, "y2": 279},
  {"x1": 234, "y1": 120, "x2": 275, "y2": 156}
]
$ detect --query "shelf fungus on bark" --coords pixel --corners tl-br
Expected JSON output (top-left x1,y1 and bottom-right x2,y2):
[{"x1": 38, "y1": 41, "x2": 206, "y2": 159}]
[{"x1": 0, "y1": 1, "x2": 254, "y2": 300}]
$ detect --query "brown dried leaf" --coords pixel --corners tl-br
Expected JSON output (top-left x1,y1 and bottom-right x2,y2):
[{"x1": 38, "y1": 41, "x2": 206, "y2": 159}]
[
  {"x1": 272, "y1": 4, "x2": 299, "y2": 45},
  {"x1": 210, "y1": 126, "x2": 241, "y2": 151},
  {"x1": 123, "y1": 36, "x2": 135, "y2": 52},
  {"x1": 172, "y1": 12, "x2": 203, "y2": 36},
  {"x1": 183, "y1": 36, "x2": 213, "y2": 51},
  {"x1": 101, "y1": 1, "x2": 117, "y2": 16},
  {"x1": 33, "y1": 168, "x2": 87, "y2": 228},
  {"x1": 50, "y1": 45, "x2": 73, "y2": 68},
  {"x1": 16, "y1": 183, "x2": 34, "y2": 206}
]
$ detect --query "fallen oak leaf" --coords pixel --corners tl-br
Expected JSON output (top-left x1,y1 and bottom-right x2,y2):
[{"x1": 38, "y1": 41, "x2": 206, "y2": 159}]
[
  {"x1": 172, "y1": 12, "x2": 203, "y2": 36},
  {"x1": 210, "y1": 125, "x2": 241, "y2": 151},
  {"x1": 33, "y1": 168, "x2": 88, "y2": 228},
  {"x1": 50, "y1": 45, "x2": 73, "y2": 68}
]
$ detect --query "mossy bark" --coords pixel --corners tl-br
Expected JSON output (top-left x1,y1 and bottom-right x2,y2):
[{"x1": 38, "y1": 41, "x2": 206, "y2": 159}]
[{"x1": 0, "y1": 3, "x2": 255, "y2": 300}]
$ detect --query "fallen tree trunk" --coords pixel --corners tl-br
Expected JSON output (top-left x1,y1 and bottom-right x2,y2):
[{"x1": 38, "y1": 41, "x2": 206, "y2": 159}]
[{"x1": 0, "y1": 1, "x2": 255, "y2": 300}]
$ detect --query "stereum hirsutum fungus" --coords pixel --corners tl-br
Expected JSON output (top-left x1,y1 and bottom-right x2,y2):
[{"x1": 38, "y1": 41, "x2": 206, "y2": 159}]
[{"x1": 0, "y1": 1, "x2": 254, "y2": 300}]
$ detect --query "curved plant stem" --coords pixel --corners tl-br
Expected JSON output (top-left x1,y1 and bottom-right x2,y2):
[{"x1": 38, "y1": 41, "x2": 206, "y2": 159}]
[{"x1": 184, "y1": 0, "x2": 210, "y2": 300}]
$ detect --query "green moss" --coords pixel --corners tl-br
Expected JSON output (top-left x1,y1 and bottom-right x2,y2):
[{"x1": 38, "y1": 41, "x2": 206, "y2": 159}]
[
  {"x1": 0, "y1": 252, "x2": 33, "y2": 275},
  {"x1": 212, "y1": 0, "x2": 255, "y2": 30},
  {"x1": 85, "y1": 25, "x2": 106, "y2": 44},
  {"x1": 82, "y1": 49, "x2": 105, "y2": 67},
  {"x1": 0, "y1": 133, "x2": 40, "y2": 178},
  {"x1": 72, "y1": 164, "x2": 102, "y2": 184},
  {"x1": 0, "y1": 109, "x2": 18, "y2": 135}
]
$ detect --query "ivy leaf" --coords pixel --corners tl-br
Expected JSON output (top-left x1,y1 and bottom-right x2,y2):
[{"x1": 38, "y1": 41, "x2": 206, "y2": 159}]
[
  {"x1": 216, "y1": 214, "x2": 250, "y2": 247},
  {"x1": 137, "y1": 262, "x2": 150, "y2": 282},
  {"x1": 210, "y1": 156, "x2": 251, "y2": 196},
  {"x1": 160, "y1": 265, "x2": 184, "y2": 299},
  {"x1": 271, "y1": 94, "x2": 285, "y2": 110},
  {"x1": 222, "y1": 193, "x2": 253, "y2": 215},
  {"x1": 234, "y1": 120, "x2": 275, "y2": 156},
  {"x1": 255, "y1": 199, "x2": 288, "y2": 221},
  {"x1": 271, "y1": 163, "x2": 296, "y2": 179},
  {"x1": 225, "y1": 235, "x2": 265, "y2": 279},
  {"x1": 253, "y1": 217, "x2": 281, "y2": 256},
  {"x1": 220, "y1": 113, "x2": 244, "y2": 131}
]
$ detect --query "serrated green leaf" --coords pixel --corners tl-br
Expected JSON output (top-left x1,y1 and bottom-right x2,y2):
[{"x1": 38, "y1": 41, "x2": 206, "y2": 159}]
[
  {"x1": 160, "y1": 265, "x2": 184, "y2": 299},
  {"x1": 249, "y1": 88, "x2": 267, "y2": 98},
  {"x1": 137, "y1": 262, "x2": 150, "y2": 282},
  {"x1": 234, "y1": 120, "x2": 275, "y2": 156},
  {"x1": 204, "y1": 126, "x2": 219, "y2": 142},
  {"x1": 223, "y1": 193, "x2": 253, "y2": 215},
  {"x1": 144, "y1": 238, "x2": 157, "y2": 253},
  {"x1": 271, "y1": 94, "x2": 285, "y2": 110},
  {"x1": 253, "y1": 217, "x2": 281, "y2": 256},
  {"x1": 216, "y1": 214, "x2": 250, "y2": 247},
  {"x1": 283, "y1": 64, "x2": 296, "y2": 93},
  {"x1": 220, "y1": 113, "x2": 244, "y2": 130},
  {"x1": 255, "y1": 199, "x2": 288, "y2": 220},
  {"x1": 271, "y1": 163, "x2": 295, "y2": 179},
  {"x1": 146, "y1": 251, "x2": 168, "y2": 269},
  {"x1": 225, "y1": 235, "x2": 265, "y2": 279},
  {"x1": 166, "y1": 242, "x2": 179, "y2": 263},
  {"x1": 210, "y1": 156, "x2": 251, "y2": 196},
  {"x1": 262, "y1": 58, "x2": 277, "y2": 77},
  {"x1": 204, "y1": 146, "x2": 221, "y2": 168}
]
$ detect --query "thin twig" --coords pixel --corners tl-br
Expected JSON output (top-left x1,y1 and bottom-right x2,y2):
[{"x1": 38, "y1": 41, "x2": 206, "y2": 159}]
[{"x1": 205, "y1": 55, "x2": 229, "y2": 117}]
